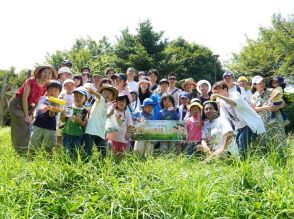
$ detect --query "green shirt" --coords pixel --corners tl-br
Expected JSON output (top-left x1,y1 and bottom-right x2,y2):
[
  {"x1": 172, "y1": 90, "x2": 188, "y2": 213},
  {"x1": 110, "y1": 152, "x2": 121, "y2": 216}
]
[{"x1": 63, "y1": 106, "x2": 88, "y2": 136}]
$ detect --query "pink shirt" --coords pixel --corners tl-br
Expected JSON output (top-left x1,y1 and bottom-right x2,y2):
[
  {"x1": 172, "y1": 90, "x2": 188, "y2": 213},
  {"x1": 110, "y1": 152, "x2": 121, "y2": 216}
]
[{"x1": 186, "y1": 115, "x2": 202, "y2": 142}]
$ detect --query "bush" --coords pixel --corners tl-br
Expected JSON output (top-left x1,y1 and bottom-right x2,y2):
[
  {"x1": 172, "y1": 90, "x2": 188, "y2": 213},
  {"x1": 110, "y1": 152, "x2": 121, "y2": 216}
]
[{"x1": 284, "y1": 93, "x2": 294, "y2": 134}]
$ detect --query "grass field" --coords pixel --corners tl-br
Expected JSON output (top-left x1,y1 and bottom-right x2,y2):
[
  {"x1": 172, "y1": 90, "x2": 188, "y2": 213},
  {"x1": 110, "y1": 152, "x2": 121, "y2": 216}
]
[{"x1": 0, "y1": 127, "x2": 293, "y2": 218}]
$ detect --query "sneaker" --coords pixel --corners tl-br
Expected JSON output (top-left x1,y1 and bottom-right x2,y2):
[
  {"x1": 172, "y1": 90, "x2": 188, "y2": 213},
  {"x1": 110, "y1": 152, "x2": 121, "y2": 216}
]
[
  {"x1": 268, "y1": 119, "x2": 276, "y2": 125},
  {"x1": 284, "y1": 120, "x2": 290, "y2": 127}
]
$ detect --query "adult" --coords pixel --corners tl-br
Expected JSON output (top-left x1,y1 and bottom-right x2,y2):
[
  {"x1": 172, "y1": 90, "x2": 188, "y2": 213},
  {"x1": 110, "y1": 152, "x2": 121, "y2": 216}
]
[
  {"x1": 137, "y1": 71, "x2": 146, "y2": 80},
  {"x1": 222, "y1": 71, "x2": 249, "y2": 104},
  {"x1": 201, "y1": 101, "x2": 239, "y2": 160},
  {"x1": 126, "y1": 67, "x2": 138, "y2": 91},
  {"x1": 211, "y1": 81, "x2": 265, "y2": 156},
  {"x1": 105, "y1": 68, "x2": 115, "y2": 84},
  {"x1": 57, "y1": 67, "x2": 73, "y2": 84},
  {"x1": 250, "y1": 75, "x2": 287, "y2": 147},
  {"x1": 92, "y1": 73, "x2": 102, "y2": 90},
  {"x1": 167, "y1": 73, "x2": 182, "y2": 107},
  {"x1": 147, "y1": 69, "x2": 159, "y2": 92},
  {"x1": 111, "y1": 73, "x2": 132, "y2": 104},
  {"x1": 61, "y1": 59, "x2": 72, "y2": 68},
  {"x1": 138, "y1": 76, "x2": 152, "y2": 104},
  {"x1": 237, "y1": 76, "x2": 252, "y2": 104},
  {"x1": 181, "y1": 78, "x2": 200, "y2": 99},
  {"x1": 8, "y1": 65, "x2": 57, "y2": 154},
  {"x1": 197, "y1": 80, "x2": 212, "y2": 104},
  {"x1": 73, "y1": 75, "x2": 83, "y2": 87},
  {"x1": 81, "y1": 66, "x2": 91, "y2": 85}
]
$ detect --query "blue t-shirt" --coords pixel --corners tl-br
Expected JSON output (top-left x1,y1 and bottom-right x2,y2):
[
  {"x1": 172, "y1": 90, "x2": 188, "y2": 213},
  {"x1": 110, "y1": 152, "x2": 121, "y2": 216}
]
[
  {"x1": 150, "y1": 93, "x2": 161, "y2": 120},
  {"x1": 158, "y1": 109, "x2": 179, "y2": 120},
  {"x1": 132, "y1": 111, "x2": 154, "y2": 121},
  {"x1": 33, "y1": 96, "x2": 56, "y2": 130}
]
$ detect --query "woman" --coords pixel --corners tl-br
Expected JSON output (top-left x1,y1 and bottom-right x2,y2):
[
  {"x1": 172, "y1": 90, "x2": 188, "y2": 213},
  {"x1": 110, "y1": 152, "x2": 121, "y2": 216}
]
[
  {"x1": 138, "y1": 76, "x2": 152, "y2": 104},
  {"x1": 250, "y1": 75, "x2": 287, "y2": 147},
  {"x1": 196, "y1": 80, "x2": 212, "y2": 104},
  {"x1": 201, "y1": 101, "x2": 239, "y2": 161},
  {"x1": 9, "y1": 64, "x2": 57, "y2": 154},
  {"x1": 181, "y1": 78, "x2": 200, "y2": 99}
]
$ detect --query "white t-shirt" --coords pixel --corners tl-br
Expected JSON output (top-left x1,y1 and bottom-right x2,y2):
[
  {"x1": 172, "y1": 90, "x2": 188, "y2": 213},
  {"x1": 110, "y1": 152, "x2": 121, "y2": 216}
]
[
  {"x1": 85, "y1": 96, "x2": 107, "y2": 139},
  {"x1": 219, "y1": 92, "x2": 265, "y2": 134},
  {"x1": 127, "y1": 81, "x2": 138, "y2": 92},
  {"x1": 168, "y1": 87, "x2": 182, "y2": 107},
  {"x1": 202, "y1": 117, "x2": 239, "y2": 155},
  {"x1": 106, "y1": 109, "x2": 133, "y2": 143}
]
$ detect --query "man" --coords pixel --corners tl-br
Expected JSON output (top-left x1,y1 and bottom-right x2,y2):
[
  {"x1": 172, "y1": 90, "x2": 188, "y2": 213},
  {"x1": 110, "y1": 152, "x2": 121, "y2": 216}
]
[
  {"x1": 61, "y1": 60, "x2": 73, "y2": 68},
  {"x1": 211, "y1": 81, "x2": 265, "y2": 156},
  {"x1": 222, "y1": 71, "x2": 249, "y2": 104},
  {"x1": 126, "y1": 67, "x2": 138, "y2": 91},
  {"x1": 167, "y1": 73, "x2": 182, "y2": 107},
  {"x1": 147, "y1": 69, "x2": 159, "y2": 92},
  {"x1": 92, "y1": 73, "x2": 102, "y2": 90}
]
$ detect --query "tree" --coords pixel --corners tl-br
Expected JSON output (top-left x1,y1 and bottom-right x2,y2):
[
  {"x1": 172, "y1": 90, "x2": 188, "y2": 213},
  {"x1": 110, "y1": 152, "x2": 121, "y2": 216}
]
[
  {"x1": 161, "y1": 37, "x2": 223, "y2": 81},
  {"x1": 227, "y1": 14, "x2": 294, "y2": 81}
]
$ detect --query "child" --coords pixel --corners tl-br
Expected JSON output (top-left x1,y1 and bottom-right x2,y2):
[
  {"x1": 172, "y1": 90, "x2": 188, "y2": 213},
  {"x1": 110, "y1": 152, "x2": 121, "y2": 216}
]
[
  {"x1": 29, "y1": 80, "x2": 62, "y2": 155},
  {"x1": 132, "y1": 98, "x2": 156, "y2": 157},
  {"x1": 130, "y1": 90, "x2": 141, "y2": 112},
  {"x1": 56, "y1": 79, "x2": 76, "y2": 146},
  {"x1": 61, "y1": 87, "x2": 88, "y2": 158},
  {"x1": 158, "y1": 94, "x2": 179, "y2": 153},
  {"x1": 106, "y1": 91, "x2": 133, "y2": 156},
  {"x1": 84, "y1": 85, "x2": 118, "y2": 158},
  {"x1": 177, "y1": 91, "x2": 191, "y2": 121},
  {"x1": 269, "y1": 76, "x2": 289, "y2": 125},
  {"x1": 186, "y1": 102, "x2": 203, "y2": 156}
]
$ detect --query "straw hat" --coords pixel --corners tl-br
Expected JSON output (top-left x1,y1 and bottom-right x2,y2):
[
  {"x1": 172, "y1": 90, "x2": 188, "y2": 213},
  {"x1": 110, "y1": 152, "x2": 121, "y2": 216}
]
[
  {"x1": 196, "y1": 80, "x2": 211, "y2": 94},
  {"x1": 98, "y1": 84, "x2": 118, "y2": 101},
  {"x1": 181, "y1": 78, "x2": 197, "y2": 89},
  {"x1": 34, "y1": 65, "x2": 57, "y2": 79}
]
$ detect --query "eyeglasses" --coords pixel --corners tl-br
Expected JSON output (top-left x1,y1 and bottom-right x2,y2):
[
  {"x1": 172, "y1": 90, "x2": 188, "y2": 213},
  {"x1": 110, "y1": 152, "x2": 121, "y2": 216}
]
[{"x1": 169, "y1": 78, "x2": 176, "y2": 81}]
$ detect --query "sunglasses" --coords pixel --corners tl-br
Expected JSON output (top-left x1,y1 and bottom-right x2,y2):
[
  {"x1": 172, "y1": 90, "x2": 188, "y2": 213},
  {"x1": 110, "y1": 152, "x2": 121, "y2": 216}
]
[{"x1": 169, "y1": 77, "x2": 176, "y2": 81}]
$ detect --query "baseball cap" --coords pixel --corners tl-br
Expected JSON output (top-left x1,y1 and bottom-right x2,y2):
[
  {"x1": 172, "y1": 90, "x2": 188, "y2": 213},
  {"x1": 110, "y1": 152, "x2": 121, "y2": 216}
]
[
  {"x1": 159, "y1": 78, "x2": 169, "y2": 85},
  {"x1": 73, "y1": 87, "x2": 88, "y2": 98},
  {"x1": 252, "y1": 75, "x2": 264, "y2": 84},
  {"x1": 222, "y1": 71, "x2": 233, "y2": 79},
  {"x1": 63, "y1": 79, "x2": 75, "y2": 86},
  {"x1": 180, "y1": 91, "x2": 190, "y2": 99},
  {"x1": 58, "y1": 67, "x2": 73, "y2": 75},
  {"x1": 237, "y1": 76, "x2": 249, "y2": 83},
  {"x1": 141, "y1": 98, "x2": 156, "y2": 107},
  {"x1": 111, "y1": 73, "x2": 127, "y2": 81}
]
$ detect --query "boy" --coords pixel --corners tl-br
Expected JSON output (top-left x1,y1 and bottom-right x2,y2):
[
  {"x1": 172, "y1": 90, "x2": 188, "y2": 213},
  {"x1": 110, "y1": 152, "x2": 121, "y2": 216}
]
[
  {"x1": 84, "y1": 85, "x2": 118, "y2": 158},
  {"x1": 61, "y1": 87, "x2": 88, "y2": 158},
  {"x1": 132, "y1": 98, "x2": 156, "y2": 157},
  {"x1": 29, "y1": 80, "x2": 62, "y2": 155}
]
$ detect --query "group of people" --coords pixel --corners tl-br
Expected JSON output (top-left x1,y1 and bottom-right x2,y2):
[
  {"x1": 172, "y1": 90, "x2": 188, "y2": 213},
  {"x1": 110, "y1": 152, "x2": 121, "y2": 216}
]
[{"x1": 8, "y1": 59, "x2": 288, "y2": 161}]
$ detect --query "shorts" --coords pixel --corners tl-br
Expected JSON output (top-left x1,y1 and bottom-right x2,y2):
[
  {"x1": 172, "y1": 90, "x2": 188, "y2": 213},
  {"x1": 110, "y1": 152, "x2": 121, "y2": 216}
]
[{"x1": 111, "y1": 141, "x2": 128, "y2": 154}]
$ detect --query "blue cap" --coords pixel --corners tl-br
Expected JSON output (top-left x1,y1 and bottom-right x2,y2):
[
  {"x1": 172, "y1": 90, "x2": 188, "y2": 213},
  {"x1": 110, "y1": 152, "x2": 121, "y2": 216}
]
[
  {"x1": 141, "y1": 98, "x2": 156, "y2": 107},
  {"x1": 272, "y1": 76, "x2": 285, "y2": 85},
  {"x1": 73, "y1": 87, "x2": 88, "y2": 97},
  {"x1": 111, "y1": 73, "x2": 127, "y2": 81},
  {"x1": 222, "y1": 71, "x2": 233, "y2": 79},
  {"x1": 180, "y1": 91, "x2": 190, "y2": 99}
]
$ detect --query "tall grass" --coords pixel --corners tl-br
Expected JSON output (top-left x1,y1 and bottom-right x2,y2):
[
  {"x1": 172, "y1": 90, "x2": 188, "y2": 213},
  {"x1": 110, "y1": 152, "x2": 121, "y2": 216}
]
[{"x1": 0, "y1": 127, "x2": 293, "y2": 218}]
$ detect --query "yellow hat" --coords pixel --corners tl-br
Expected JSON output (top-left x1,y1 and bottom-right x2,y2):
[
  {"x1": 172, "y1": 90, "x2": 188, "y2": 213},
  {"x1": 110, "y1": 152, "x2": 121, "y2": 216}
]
[
  {"x1": 237, "y1": 76, "x2": 248, "y2": 83},
  {"x1": 188, "y1": 102, "x2": 203, "y2": 110}
]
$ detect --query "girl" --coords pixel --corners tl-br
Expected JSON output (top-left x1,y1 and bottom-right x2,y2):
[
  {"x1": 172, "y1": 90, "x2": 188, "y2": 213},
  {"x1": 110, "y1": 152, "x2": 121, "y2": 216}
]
[
  {"x1": 9, "y1": 65, "x2": 57, "y2": 154},
  {"x1": 106, "y1": 92, "x2": 133, "y2": 156},
  {"x1": 130, "y1": 90, "x2": 141, "y2": 112},
  {"x1": 186, "y1": 102, "x2": 203, "y2": 156},
  {"x1": 158, "y1": 94, "x2": 179, "y2": 153}
]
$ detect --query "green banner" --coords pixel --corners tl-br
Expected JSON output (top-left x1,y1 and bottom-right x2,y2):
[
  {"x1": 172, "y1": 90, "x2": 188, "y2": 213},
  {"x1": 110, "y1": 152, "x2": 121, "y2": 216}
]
[{"x1": 131, "y1": 120, "x2": 187, "y2": 141}]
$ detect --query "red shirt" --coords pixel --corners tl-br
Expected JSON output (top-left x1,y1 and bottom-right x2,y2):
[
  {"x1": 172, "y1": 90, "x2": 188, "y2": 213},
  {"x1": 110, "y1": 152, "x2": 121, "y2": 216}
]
[
  {"x1": 186, "y1": 115, "x2": 203, "y2": 142},
  {"x1": 16, "y1": 78, "x2": 47, "y2": 105}
]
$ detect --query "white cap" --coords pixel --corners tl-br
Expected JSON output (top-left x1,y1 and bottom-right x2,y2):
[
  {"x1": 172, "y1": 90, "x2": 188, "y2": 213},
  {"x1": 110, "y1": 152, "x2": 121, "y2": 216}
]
[
  {"x1": 58, "y1": 67, "x2": 73, "y2": 75},
  {"x1": 63, "y1": 79, "x2": 75, "y2": 86},
  {"x1": 83, "y1": 82, "x2": 97, "y2": 92},
  {"x1": 252, "y1": 75, "x2": 264, "y2": 84}
]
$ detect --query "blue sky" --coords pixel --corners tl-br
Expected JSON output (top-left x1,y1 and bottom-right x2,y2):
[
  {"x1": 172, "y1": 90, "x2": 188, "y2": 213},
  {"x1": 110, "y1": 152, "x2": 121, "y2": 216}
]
[{"x1": 0, "y1": 0, "x2": 293, "y2": 71}]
